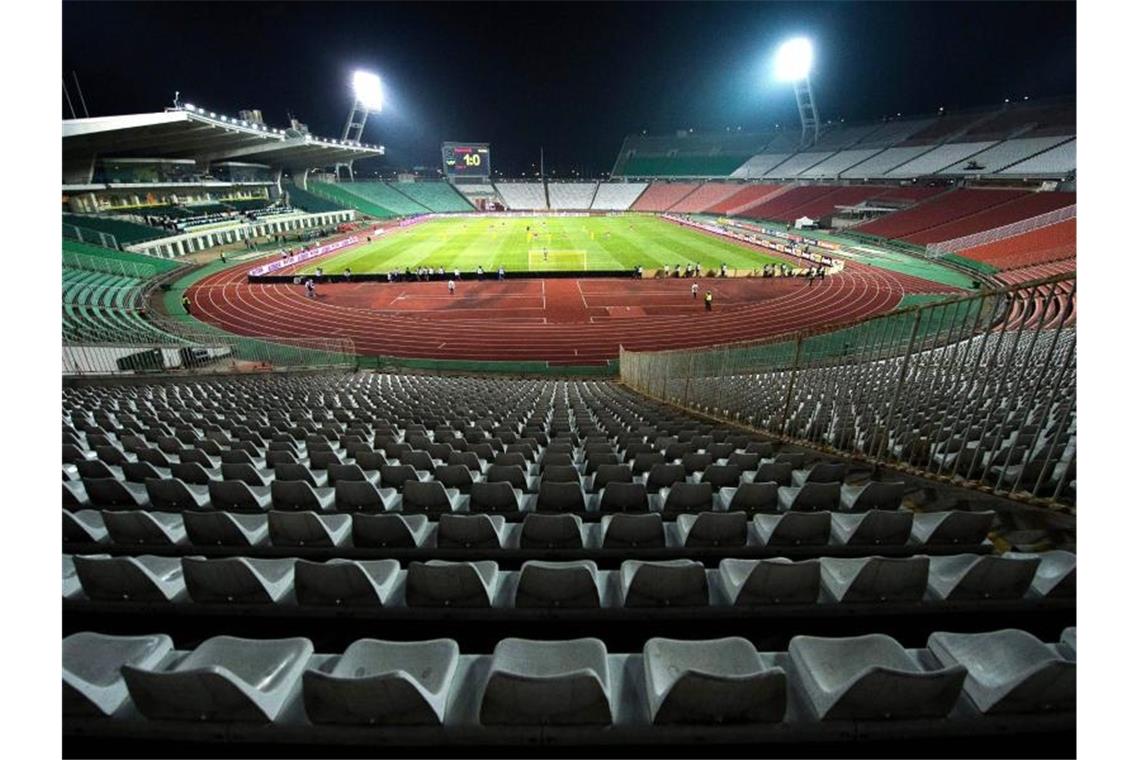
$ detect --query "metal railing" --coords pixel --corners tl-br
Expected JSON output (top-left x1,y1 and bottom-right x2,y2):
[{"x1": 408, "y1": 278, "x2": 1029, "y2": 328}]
[
  {"x1": 63, "y1": 222, "x2": 120, "y2": 250},
  {"x1": 926, "y1": 204, "x2": 1076, "y2": 256},
  {"x1": 620, "y1": 273, "x2": 1076, "y2": 506}
]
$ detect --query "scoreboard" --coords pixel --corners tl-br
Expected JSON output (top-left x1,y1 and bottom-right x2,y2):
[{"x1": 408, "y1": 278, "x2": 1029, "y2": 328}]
[{"x1": 442, "y1": 142, "x2": 490, "y2": 177}]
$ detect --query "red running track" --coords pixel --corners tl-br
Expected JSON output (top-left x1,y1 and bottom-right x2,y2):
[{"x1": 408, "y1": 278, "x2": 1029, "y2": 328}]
[{"x1": 188, "y1": 261, "x2": 961, "y2": 365}]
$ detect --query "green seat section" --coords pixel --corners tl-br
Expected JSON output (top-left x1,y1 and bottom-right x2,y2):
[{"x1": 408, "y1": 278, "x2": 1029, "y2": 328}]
[
  {"x1": 387, "y1": 181, "x2": 473, "y2": 212},
  {"x1": 285, "y1": 184, "x2": 347, "y2": 214},
  {"x1": 63, "y1": 239, "x2": 180, "y2": 275},
  {"x1": 309, "y1": 182, "x2": 395, "y2": 218},
  {"x1": 619, "y1": 154, "x2": 751, "y2": 177},
  {"x1": 62, "y1": 213, "x2": 168, "y2": 244},
  {"x1": 336, "y1": 182, "x2": 431, "y2": 216}
]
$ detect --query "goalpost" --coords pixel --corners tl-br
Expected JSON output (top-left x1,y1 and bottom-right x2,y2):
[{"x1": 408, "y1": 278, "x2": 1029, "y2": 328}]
[{"x1": 527, "y1": 249, "x2": 588, "y2": 271}]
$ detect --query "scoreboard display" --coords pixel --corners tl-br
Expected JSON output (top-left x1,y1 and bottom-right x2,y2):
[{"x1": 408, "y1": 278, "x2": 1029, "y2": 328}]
[{"x1": 442, "y1": 142, "x2": 490, "y2": 177}]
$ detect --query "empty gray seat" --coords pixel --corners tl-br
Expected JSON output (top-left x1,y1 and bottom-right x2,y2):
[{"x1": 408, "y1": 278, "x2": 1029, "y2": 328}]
[
  {"x1": 601, "y1": 513, "x2": 665, "y2": 548},
  {"x1": 719, "y1": 558, "x2": 821, "y2": 605},
  {"x1": 64, "y1": 632, "x2": 174, "y2": 717},
  {"x1": 515, "y1": 560, "x2": 601, "y2": 608},
  {"x1": 327, "y1": 463, "x2": 380, "y2": 486},
  {"x1": 928, "y1": 629, "x2": 1075, "y2": 714},
  {"x1": 831, "y1": 510, "x2": 914, "y2": 546},
  {"x1": 911, "y1": 511, "x2": 995, "y2": 545},
  {"x1": 81, "y1": 478, "x2": 148, "y2": 508},
  {"x1": 123, "y1": 636, "x2": 313, "y2": 722},
  {"x1": 520, "y1": 513, "x2": 584, "y2": 549},
  {"x1": 144, "y1": 478, "x2": 211, "y2": 511},
  {"x1": 73, "y1": 554, "x2": 186, "y2": 602},
  {"x1": 535, "y1": 481, "x2": 587, "y2": 513},
  {"x1": 1058, "y1": 627, "x2": 1076, "y2": 660},
  {"x1": 63, "y1": 509, "x2": 108, "y2": 543},
  {"x1": 726, "y1": 452, "x2": 761, "y2": 470},
  {"x1": 122, "y1": 461, "x2": 169, "y2": 484},
  {"x1": 184, "y1": 511, "x2": 269, "y2": 547},
  {"x1": 778, "y1": 482, "x2": 841, "y2": 512},
  {"x1": 590, "y1": 463, "x2": 633, "y2": 492},
  {"x1": 839, "y1": 481, "x2": 906, "y2": 511},
  {"x1": 754, "y1": 512, "x2": 831, "y2": 546},
  {"x1": 541, "y1": 464, "x2": 581, "y2": 484},
  {"x1": 294, "y1": 559, "x2": 399, "y2": 606},
  {"x1": 680, "y1": 452, "x2": 713, "y2": 475},
  {"x1": 484, "y1": 464, "x2": 534, "y2": 493},
  {"x1": 927, "y1": 555, "x2": 1041, "y2": 601},
  {"x1": 181, "y1": 557, "x2": 294, "y2": 604},
  {"x1": 480, "y1": 638, "x2": 611, "y2": 726},
  {"x1": 309, "y1": 450, "x2": 345, "y2": 469},
  {"x1": 717, "y1": 481, "x2": 780, "y2": 513},
  {"x1": 405, "y1": 560, "x2": 499, "y2": 607},
  {"x1": 380, "y1": 464, "x2": 428, "y2": 490},
  {"x1": 437, "y1": 514, "x2": 506, "y2": 549},
  {"x1": 351, "y1": 513, "x2": 430, "y2": 548},
  {"x1": 774, "y1": 452, "x2": 806, "y2": 469},
  {"x1": 754, "y1": 462, "x2": 792, "y2": 486},
  {"x1": 1005, "y1": 550, "x2": 1076, "y2": 598},
  {"x1": 220, "y1": 463, "x2": 274, "y2": 487},
  {"x1": 334, "y1": 481, "x2": 399, "y2": 513},
  {"x1": 676, "y1": 511, "x2": 747, "y2": 547},
  {"x1": 468, "y1": 481, "x2": 523, "y2": 513},
  {"x1": 820, "y1": 556, "x2": 930, "y2": 603},
  {"x1": 102, "y1": 511, "x2": 187, "y2": 546},
  {"x1": 632, "y1": 452, "x2": 666, "y2": 474},
  {"x1": 644, "y1": 637, "x2": 786, "y2": 724},
  {"x1": 792, "y1": 462, "x2": 848, "y2": 486},
  {"x1": 597, "y1": 482, "x2": 650, "y2": 513},
  {"x1": 402, "y1": 480, "x2": 462, "y2": 514},
  {"x1": 270, "y1": 480, "x2": 336, "y2": 512},
  {"x1": 170, "y1": 461, "x2": 222, "y2": 485},
  {"x1": 699, "y1": 464, "x2": 742, "y2": 490},
  {"x1": 207, "y1": 480, "x2": 272, "y2": 512},
  {"x1": 621, "y1": 560, "x2": 708, "y2": 607},
  {"x1": 645, "y1": 463, "x2": 687, "y2": 492},
  {"x1": 659, "y1": 482, "x2": 714, "y2": 516},
  {"x1": 789, "y1": 634, "x2": 966, "y2": 720},
  {"x1": 268, "y1": 511, "x2": 352, "y2": 547},
  {"x1": 302, "y1": 639, "x2": 459, "y2": 725},
  {"x1": 434, "y1": 464, "x2": 480, "y2": 492}
]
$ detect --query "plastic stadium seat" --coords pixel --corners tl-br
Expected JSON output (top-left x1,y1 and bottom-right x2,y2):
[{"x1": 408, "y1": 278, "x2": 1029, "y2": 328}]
[
  {"x1": 405, "y1": 560, "x2": 499, "y2": 607},
  {"x1": 401, "y1": 480, "x2": 463, "y2": 514},
  {"x1": 479, "y1": 638, "x2": 612, "y2": 726},
  {"x1": 207, "y1": 480, "x2": 271, "y2": 512},
  {"x1": 220, "y1": 463, "x2": 274, "y2": 487},
  {"x1": 447, "y1": 451, "x2": 484, "y2": 472},
  {"x1": 268, "y1": 511, "x2": 352, "y2": 547},
  {"x1": 380, "y1": 464, "x2": 429, "y2": 491},
  {"x1": 541, "y1": 464, "x2": 581, "y2": 484},
  {"x1": 309, "y1": 450, "x2": 345, "y2": 470},
  {"x1": 437, "y1": 514, "x2": 507, "y2": 549},
  {"x1": 1058, "y1": 628, "x2": 1076, "y2": 660},
  {"x1": 676, "y1": 511, "x2": 747, "y2": 547},
  {"x1": 659, "y1": 482, "x2": 715, "y2": 516},
  {"x1": 302, "y1": 639, "x2": 460, "y2": 725},
  {"x1": 820, "y1": 556, "x2": 930, "y2": 603},
  {"x1": 77, "y1": 459, "x2": 122, "y2": 481},
  {"x1": 63, "y1": 555, "x2": 82, "y2": 599},
  {"x1": 270, "y1": 480, "x2": 336, "y2": 512},
  {"x1": 102, "y1": 511, "x2": 187, "y2": 546},
  {"x1": 293, "y1": 559, "x2": 400, "y2": 606},
  {"x1": 73, "y1": 554, "x2": 186, "y2": 602},
  {"x1": 433, "y1": 464, "x2": 480, "y2": 492},
  {"x1": 170, "y1": 461, "x2": 222, "y2": 485},
  {"x1": 839, "y1": 481, "x2": 907, "y2": 512},
  {"x1": 468, "y1": 481, "x2": 523, "y2": 513},
  {"x1": 535, "y1": 481, "x2": 587, "y2": 513},
  {"x1": 63, "y1": 509, "x2": 108, "y2": 543},
  {"x1": 327, "y1": 463, "x2": 381, "y2": 486},
  {"x1": 927, "y1": 555, "x2": 1041, "y2": 601},
  {"x1": 514, "y1": 560, "x2": 601, "y2": 608},
  {"x1": 716, "y1": 481, "x2": 780, "y2": 513},
  {"x1": 353, "y1": 451, "x2": 389, "y2": 472},
  {"x1": 122, "y1": 461, "x2": 170, "y2": 484},
  {"x1": 351, "y1": 513, "x2": 430, "y2": 548},
  {"x1": 601, "y1": 513, "x2": 664, "y2": 548},
  {"x1": 643, "y1": 637, "x2": 787, "y2": 724},
  {"x1": 333, "y1": 481, "x2": 399, "y2": 513},
  {"x1": 590, "y1": 463, "x2": 634, "y2": 493},
  {"x1": 754, "y1": 512, "x2": 831, "y2": 546},
  {"x1": 928, "y1": 630, "x2": 1075, "y2": 714},
  {"x1": 792, "y1": 462, "x2": 848, "y2": 486},
  {"x1": 122, "y1": 636, "x2": 314, "y2": 722},
  {"x1": 181, "y1": 557, "x2": 295, "y2": 604},
  {"x1": 632, "y1": 452, "x2": 666, "y2": 474},
  {"x1": 596, "y1": 482, "x2": 650, "y2": 514},
  {"x1": 1005, "y1": 550, "x2": 1076, "y2": 598},
  {"x1": 645, "y1": 463, "x2": 687, "y2": 492},
  {"x1": 910, "y1": 510, "x2": 995, "y2": 545},
  {"x1": 144, "y1": 478, "x2": 211, "y2": 511},
  {"x1": 830, "y1": 510, "x2": 914, "y2": 546},
  {"x1": 754, "y1": 462, "x2": 793, "y2": 486},
  {"x1": 621, "y1": 560, "x2": 708, "y2": 607},
  {"x1": 777, "y1": 482, "x2": 841, "y2": 512},
  {"x1": 719, "y1": 558, "x2": 822, "y2": 605},
  {"x1": 788, "y1": 634, "x2": 966, "y2": 720},
  {"x1": 520, "y1": 513, "x2": 584, "y2": 549},
  {"x1": 699, "y1": 464, "x2": 742, "y2": 490},
  {"x1": 183, "y1": 512, "x2": 269, "y2": 547},
  {"x1": 483, "y1": 464, "x2": 535, "y2": 493},
  {"x1": 63, "y1": 632, "x2": 174, "y2": 716},
  {"x1": 81, "y1": 478, "x2": 149, "y2": 508}
]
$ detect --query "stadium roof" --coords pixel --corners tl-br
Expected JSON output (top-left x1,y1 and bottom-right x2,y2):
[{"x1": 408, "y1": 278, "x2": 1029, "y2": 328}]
[{"x1": 62, "y1": 106, "x2": 383, "y2": 170}]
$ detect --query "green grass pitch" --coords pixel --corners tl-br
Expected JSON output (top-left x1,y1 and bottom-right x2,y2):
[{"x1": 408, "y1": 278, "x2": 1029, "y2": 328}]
[{"x1": 297, "y1": 215, "x2": 787, "y2": 274}]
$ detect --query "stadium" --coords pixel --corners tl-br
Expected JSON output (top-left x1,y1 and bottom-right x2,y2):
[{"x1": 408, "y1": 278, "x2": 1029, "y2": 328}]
[{"x1": 53, "y1": 2, "x2": 1084, "y2": 758}]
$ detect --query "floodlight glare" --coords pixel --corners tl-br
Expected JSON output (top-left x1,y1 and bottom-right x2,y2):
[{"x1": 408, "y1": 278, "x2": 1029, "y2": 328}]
[
  {"x1": 774, "y1": 37, "x2": 813, "y2": 82},
  {"x1": 352, "y1": 71, "x2": 384, "y2": 112}
]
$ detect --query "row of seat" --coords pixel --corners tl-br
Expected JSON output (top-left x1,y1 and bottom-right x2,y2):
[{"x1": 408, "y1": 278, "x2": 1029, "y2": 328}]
[
  {"x1": 64, "y1": 508, "x2": 995, "y2": 550},
  {"x1": 63, "y1": 551, "x2": 1076, "y2": 607},
  {"x1": 64, "y1": 627, "x2": 1075, "y2": 725}
]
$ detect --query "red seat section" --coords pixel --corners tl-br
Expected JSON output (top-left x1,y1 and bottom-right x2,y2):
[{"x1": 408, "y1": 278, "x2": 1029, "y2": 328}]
[
  {"x1": 704, "y1": 184, "x2": 785, "y2": 215},
  {"x1": 668, "y1": 182, "x2": 748, "y2": 213},
  {"x1": 630, "y1": 182, "x2": 700, "y2": 211},
  {"x1": 870, "y1": 187, "x2": 949, "y2": 205},
  {"x1": 785, "y1": 186, "x2": 895, "y2": 220},
  {"x1": 856, "y1": 189, "x2": 1027, "y2": 240},
  {"x1": 903, "y1": 192, "x2": 1075, "y2": 245},
  {"x1": 735, "y1": 186, "x2": 843, "y2": 222},
  {"x1": 957, "y1": 219, "x2": 1076, "y2": 271}
]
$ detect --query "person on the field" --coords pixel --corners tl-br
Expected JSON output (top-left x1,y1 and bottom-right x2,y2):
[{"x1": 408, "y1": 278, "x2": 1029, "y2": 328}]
[
  {"x1": 448, "y1": 279, "x2": 456, "y2": 295},
  {"x1": 808, "y1": 268, "x2": 816, "y2": 287},
  {"x1": 691, "y1": 282, "x2": 699, "y2": 299},
  {"x1": 704, "y1": 290, "x2": 713, "y2": 311},
  {"x1": 543, "y1": 248, "x2": 549, "y2": 262},
  {"x1": 685, "y1": 264, "x2": 693, "y2": 277},
  {"x1": 498, "y1": 266, "x2": 505, "y2": 280},
  {"x1": 344, "y1": 267, "x2": 351, "y2": 280},
  {"x1": 219, "y1": 252, "x2": 226, "y2": 264},
  {"x1": 305, "y1": 278, "x2": 316, "y2": 299},
  {"x1": 695, "y1": 263, "x2": 702, "y2": 277},
  {"x1": 438, "y1": 265, "x2": 445, "y2": 279},
  {"x1": 181, "y1": 294, "x2": 191, "y2": 314},
  {"x1": 454, "y1": 268, "x2": 461, "y2": 281},
  {"x1": 477, "y1": 265, "x2": 484, "y2": 280},
  {"x1": 721, "y1": 263, "x2": 728, "y2": 277}
]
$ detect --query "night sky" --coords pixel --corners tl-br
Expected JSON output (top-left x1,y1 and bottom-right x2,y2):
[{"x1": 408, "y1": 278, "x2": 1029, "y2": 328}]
[{"x1": 62, "y1": 1, "x2": 1075, "y2": 178}]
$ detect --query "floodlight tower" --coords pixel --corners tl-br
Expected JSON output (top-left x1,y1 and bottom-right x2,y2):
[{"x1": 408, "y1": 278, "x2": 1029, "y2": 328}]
[
  {"x1": 336, "y1": 71, "x2": 384, "y2": 181},
  {"x1": 774, "y1": 38, "x2": 820, "y2": 149}
]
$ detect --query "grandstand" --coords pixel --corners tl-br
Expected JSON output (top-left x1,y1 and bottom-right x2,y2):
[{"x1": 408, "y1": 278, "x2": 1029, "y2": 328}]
[
  {"x1": 547, "y1": 181, "x2": 599, "y2": 210},
  {"x1": 630, "y1": 181, "x2": 700, "y2": 211},
  {"x1": 494, "y1": 181, "x2": 549, "y2": 210},
  {"x1": 390, "y1": 181, "x2": 474, "y2": 212},
  {"x1": 589, "y1": 181, "x2": 647, "y2": 210}
]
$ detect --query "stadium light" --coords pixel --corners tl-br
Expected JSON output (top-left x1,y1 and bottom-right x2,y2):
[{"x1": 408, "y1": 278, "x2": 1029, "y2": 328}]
[
  {"x1": 352, "y1": 71, "x2": 384, "y2": 112},
  {"x1": 183, "y1": 103, "x2": 195, "y2": 112},
  {"x1": 774, "y1": 37, "x2": 813, "y2": 83}
]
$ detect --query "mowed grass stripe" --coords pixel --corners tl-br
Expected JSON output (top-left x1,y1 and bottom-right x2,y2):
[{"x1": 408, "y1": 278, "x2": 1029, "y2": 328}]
[{"x1": 299, "y1": 216, "x2": 785, "y2": 274}]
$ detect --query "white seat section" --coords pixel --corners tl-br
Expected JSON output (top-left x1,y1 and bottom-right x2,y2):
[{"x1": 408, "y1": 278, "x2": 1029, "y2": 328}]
[
  {"x1": 63, "y1": 509, "x2": 108, "y2": 543},
  {"x1": 840, "y1": 145, "x2": 935, "y2": 179},
  {"x1": 643, "y1": 637, "x2": 786, "y2": 724},
  {"x1": 927, "y1": 555, "x2": 1040, "y2": 601},
  {"x1": 718, "y1": 558, "x2": 821, "y2": 606},
  {"x1": 754, "y1": 512, "x2": 831, "y2": 546},
  {"x1": 590, "y1": 182, "x2": 648, "y2": 210},
  {"x1": 998, "y1": 139, "x2": 1076, "y2": 175},
  {"x1": 303, "y1": 639, "x2": 460, "y2": 725},
  {"x1": 405, "y1": 560, "x2": 499, "y2": 607},
  {"x1": 293, "y1": 559, "x2": 399, "y2": 607},
  {"x1": 820, "y1": 556, "x2": 930, "y2": 603},
  {"x1": 479, "y1": 638, "x2": 612, "y2": 725},
  {"x1": 436, "y1": 514, "x2": 507, "y2": 549},
  {"x1": 939, "y1": 137, "x2": 1073, "y2": 175},
  {"x1": 351, "y1": 513, "x2": 431, "y2": 547},
  {"x1": 73, "y1": 554, "x2": 186, "y2": 602},
  {"x1": 101, "y1": 510, "x2": 187, "y2": 546},
  {"x1": 789, "y1": 634, "x2": 966, "y2": 720},
  {"x1": 885, "y1": 141, "x2": 998, "y2": 177},
  {"x1": 547, "y1": 182, "x2": 598, "y2": 210},
  {"x1": 63, "y1": 632, "x2": 174, "y2": 717},
  {"x1": 600, "y1": 513, "x2": 665, "y2": 548},
  {"x1": 729, "y1": 153, "x2": 793, "y2": 179},
  {"x1": 830, "y1": 510, "x2": 914, "y2": 546},
  {"x1": 763, "y1": 151, "x2": 835, "y2": 178},
  {"x1": 675, "y1": 511, "x2": 748, "y2": 547},
  {"x1": 1004, "y1": 550, "x2": 1075, "y2": 598},
  {"x1": 514, "y1": 560, "x2": 601, "y2": 608},
  {"x1": 267, "y1": 511, "x2": 351, "y2": 547},
  {"x1": 910, "y1": 510, "x2": 995, "y2": 545},
  {"x1": 928, "y1": 630, "x2": 1075, "y2": 714},
  {"x1": 122, "y1": 635, "x2": 314, "y2": 722},
  {"x1": 183, "y1": 512, "x2": 269, "y2": 547},
  {"x1": 799, "y1": 148, "x2": 883, "y2": 179},
  {"x1": 181, "y1": 557, "x2": 295, "y2": 604},
  {"x1": 494, "y1": 182, "x2": 547, "y2": 210},
  {"x1": 620, "y1": 559, "x2": 708, "y2": 607}
]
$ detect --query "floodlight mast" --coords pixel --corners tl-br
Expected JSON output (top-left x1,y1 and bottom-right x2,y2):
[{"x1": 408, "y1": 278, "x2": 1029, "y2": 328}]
[
  {"x1": 336, "y1": 71, "x2": 383, "y2": 181},
  {"x1": 775, "y1": 38, "x2": 820, "y2": 149}
]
